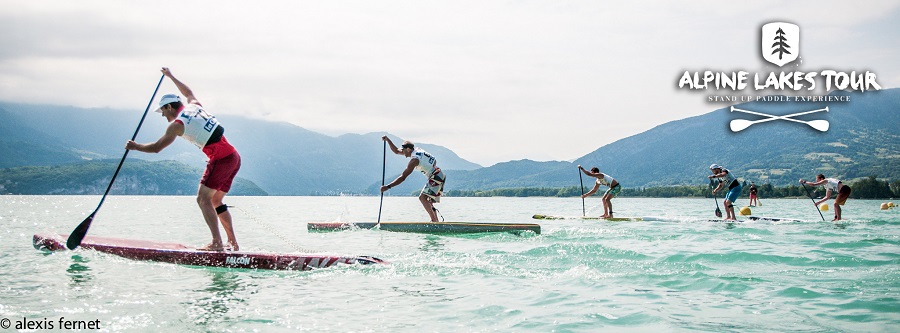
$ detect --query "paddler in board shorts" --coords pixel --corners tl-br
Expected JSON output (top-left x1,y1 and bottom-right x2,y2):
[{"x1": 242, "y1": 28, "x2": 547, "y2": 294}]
[
  {"x1": 380, "y1": 136, "x2": 446, "y2": 222},
  {"x1": 708, "y1": 164, "x2": 742, "y2": 221},
  {"x1": 800, "y1": 174, "x2": 852, "y2": 221},
  {"x1": 578, "y1": 165, "x2": 621, "y2": 218},
  {"x1": 126, "y1": 67, "x2": 241, "y2": 251}
]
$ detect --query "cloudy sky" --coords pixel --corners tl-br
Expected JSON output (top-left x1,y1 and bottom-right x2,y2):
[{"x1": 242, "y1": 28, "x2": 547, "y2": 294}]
[{"x1": 2, "y1": 1, "x2": 898, "y2": 166}]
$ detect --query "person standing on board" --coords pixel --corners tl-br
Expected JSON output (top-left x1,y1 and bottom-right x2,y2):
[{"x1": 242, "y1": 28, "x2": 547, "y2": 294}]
[
  {"x1": 748, "y1": 182, "x2": 759, "y2": 207},
  {"x1": 126, "y1": 67, "x2": 241, "y2": 251},
  {"x1": 800, "y1": 174, "x2": 852, "y2": 221},
  {"x1": 578, "y1": 165, "x2": 621, "y2": 218},
  {"x1": 708, "y1": 164, "x2": 742, "y2": 221},
  {"x1": 380, "y1": 136, "x2": 446, "y2": 222}
]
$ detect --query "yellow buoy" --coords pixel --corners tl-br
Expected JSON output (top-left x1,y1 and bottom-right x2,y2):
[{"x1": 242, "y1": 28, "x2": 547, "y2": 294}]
[
  {"x1": 739, "y1": 206, "x2": 752, "y2": 216},
  {"x1": 889, "y1": 202, "x2": 895, "y2": 208},
  {"x1": 819, "y1": 203, "x2": 829, "y2": 211},
  {"x1": 881, "y1": 203, "x2": 890, "y2": 210}
]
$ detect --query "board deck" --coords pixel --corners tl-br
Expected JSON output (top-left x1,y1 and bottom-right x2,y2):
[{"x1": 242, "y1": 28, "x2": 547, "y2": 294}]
[
  {"x1": 532, "y1": 214, "x2": 643, "y2": 222},
  {"x1": 33, "y1": 233, "x2": 386, "y2": 270},
  {"x1": 307, "y1": 221, "x2": 541, "y2": 235}
]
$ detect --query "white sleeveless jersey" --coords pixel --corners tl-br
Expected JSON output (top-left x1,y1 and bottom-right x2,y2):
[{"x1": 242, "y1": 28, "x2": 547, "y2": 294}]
[
  {"x1": 176, "y1": 104, "x2": 220, "y2": 148},
  {"x1": 595, "y1": 173, "x2": 615, "y2": 187},
  {"x1": 715, "y1": 168, "x2": 737, "y2": 185},
  {"x1": 824, "y1": 178, "x2": 841, "y2": 191},
  {"x1": 411, "y1": 148, "x2": 438, "y2": 177}
]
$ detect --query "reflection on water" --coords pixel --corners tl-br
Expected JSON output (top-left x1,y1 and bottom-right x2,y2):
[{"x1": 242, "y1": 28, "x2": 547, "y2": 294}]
[
  {"x1": 186, "y1": 270, "x2": 248, "y2": 326},
  {"x1": 66, "y1": 254, "x2": 92, "y2": 286},
  {"x1": 419, "y1": 235, "x2": 445, "y2": 252}
]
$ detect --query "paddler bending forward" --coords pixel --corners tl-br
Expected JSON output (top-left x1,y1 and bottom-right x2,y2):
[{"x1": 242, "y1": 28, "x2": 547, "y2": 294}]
[
  {"x1": 800, "y1": 174, "x2": 852, "y2": 221},
  {"x1": 579, "y1": 165, "x2": 621, "y2": 218},
  {"x1": 380, "y1": 136, "x2": 446, "y2": 222},
  {"x1": 126, "y1": 67, "x2": 241, "y2": 251}
]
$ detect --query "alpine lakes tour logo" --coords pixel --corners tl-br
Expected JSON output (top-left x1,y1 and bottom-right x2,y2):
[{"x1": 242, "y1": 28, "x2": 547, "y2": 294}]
[{"x1": 677, "y1": 21, "x2": 882, "y2": 132}]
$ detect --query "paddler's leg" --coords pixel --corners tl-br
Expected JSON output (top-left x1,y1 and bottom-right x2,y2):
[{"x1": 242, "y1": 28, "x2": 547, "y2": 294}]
[
  {"x1": 197, "y1": 184, "x2": 225, "y2": 251},
  {"x1": 420, "y1": 194, "x2": 439, "y2": 222},
  {"x1": 213, "y1": 190, "x2": 239, "y2": 251},
  {"x1": 603, "y1": 194, "x2": 613, "y2": 218}
]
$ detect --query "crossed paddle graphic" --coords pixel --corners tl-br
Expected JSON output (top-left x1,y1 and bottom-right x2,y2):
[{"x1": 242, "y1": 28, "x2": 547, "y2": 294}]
[{"x1": 729, "y1": 106, "x2": 829, "y2": 132}]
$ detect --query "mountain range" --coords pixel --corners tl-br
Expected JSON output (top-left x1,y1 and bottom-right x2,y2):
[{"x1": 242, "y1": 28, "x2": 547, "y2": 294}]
[
  {"x1": 1, "y1": 88, "x2": 897, "y2": 195},
  {"x1": 449, "y1": 89, "x2": 900, "y2": 190}
]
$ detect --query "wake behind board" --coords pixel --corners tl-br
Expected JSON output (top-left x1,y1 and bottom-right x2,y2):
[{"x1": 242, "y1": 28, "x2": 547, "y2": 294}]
[
  {"x1": 33, "y1": 233, "x2": 386, "y2": 270},
  {"x1": 532, "y1": 214, "x2": 642, "y2": 222},
  {"x1": 307, "y1": 221, "x2": 541, "y2": 235},
  {"x1": 747, "y1": 216, "x2": 803, "y2": 222}
]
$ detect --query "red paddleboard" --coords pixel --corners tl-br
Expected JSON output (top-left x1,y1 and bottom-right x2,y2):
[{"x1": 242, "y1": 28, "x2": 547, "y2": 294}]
[{"x1": 33, "y1": 233, "x2": 386, "y2": 270}]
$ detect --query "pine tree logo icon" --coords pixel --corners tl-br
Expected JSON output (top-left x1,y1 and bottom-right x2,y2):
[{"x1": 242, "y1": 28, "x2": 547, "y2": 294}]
[{"x1": 761, "y1": 22, "x2": 799, "y2": 67}]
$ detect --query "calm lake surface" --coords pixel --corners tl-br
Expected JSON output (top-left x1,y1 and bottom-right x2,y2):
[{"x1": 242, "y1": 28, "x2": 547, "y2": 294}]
[{"x1": 1, "y1": 195, "x2": 898, "y2": 332}]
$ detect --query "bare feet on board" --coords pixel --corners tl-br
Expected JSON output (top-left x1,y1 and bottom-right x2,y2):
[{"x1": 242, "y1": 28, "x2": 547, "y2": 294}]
[{"x1": 198, "y1": 242, "x2": 225, "y2": 251}]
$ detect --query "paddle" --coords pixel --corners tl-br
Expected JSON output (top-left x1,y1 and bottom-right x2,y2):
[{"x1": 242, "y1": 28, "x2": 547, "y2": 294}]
[
  {"x1": 377, "y1": 140, "x2": 386, "y2": 225},
  {"x1": 578, "y1": 166, "x2": 585, "y2": 216},
  {"x1": 709, "y1": 178, "x2": 722, "y2": 218},
  {"x1": 801, "y1": 182, "x2": 826, "y2": 221},
  {"x1": 66, "y1": 74, "x2": 165, "y2": 250}
]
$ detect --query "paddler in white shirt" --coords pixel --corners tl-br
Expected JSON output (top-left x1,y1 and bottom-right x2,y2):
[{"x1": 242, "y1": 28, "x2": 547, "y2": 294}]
[
  {"x1": 380, "y1": 136, "x2": 446, "y2": 222},
  {"x1": 578, "y1": 165, "x2": 622, "y2": 218},
  {"x1": 126, "y1": 67, "x2": 241, "y2": 251},
  {"x1": 800, "y1": 174, "x2": 852, "y2": 221},
  {"x1": 708, "y1": 164, "x2": 742, "y2": 221}
]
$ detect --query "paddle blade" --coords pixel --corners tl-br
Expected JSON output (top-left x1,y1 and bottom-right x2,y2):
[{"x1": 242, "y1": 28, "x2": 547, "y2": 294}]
[
  {"x1": 715, "y1": 207, "x2": 722, "y2": 218},
  {"x1": 807, "y1": 120, "x2": 829, "y2": 132},
  {"x1": 729, "y1": 120, "x2": 752, "y2": 132},
  {"x1": 66, "y1": 212, "x2": 95, "y2": 250}
]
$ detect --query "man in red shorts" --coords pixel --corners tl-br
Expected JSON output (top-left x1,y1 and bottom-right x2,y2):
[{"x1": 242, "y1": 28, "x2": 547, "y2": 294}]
[{"x1": 126, "y1": 67, "x2": 242, "y2": 251}]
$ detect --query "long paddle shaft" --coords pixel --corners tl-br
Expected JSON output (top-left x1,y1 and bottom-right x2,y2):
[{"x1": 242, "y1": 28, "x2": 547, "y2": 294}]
[
  {"x1": 578, "y1": 168, "x2": 585, "y2": 216},
  {"x1": 711, "y1": 179, "x2": 722, "y2": 218},
  {"x1": 801, "y1": 183, "x2": 826, "y2": 221},
  {"x1": 66, "y1": 73, "x2": 166, "y2": 249},
  {"x1": 377, "y1": 140, "x2": 386, "y2": 224},
  {"x1": 714, "y1": 194, "x2": 722, "y2": 218}
]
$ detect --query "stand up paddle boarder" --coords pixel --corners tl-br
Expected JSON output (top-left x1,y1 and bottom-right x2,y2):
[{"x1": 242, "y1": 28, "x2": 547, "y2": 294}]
[
  {"x1": 578, "y1": 165, "x2": 621, "y2": 218},
  {"x1": 708, "y1": 164, "x2": 741, "y2": 221},
  {"x1": 126, "y1": 67, "x2": 242, "y2": 251},
  {"x1": 380, "y1": 136, "x2": 446, "y2": 222},
  {"x1": 800, "y1": 174, "x2": 852, "y2": 221},
  {"x1": 748, "y1": 182, "x2": 759, "y2": 207}
]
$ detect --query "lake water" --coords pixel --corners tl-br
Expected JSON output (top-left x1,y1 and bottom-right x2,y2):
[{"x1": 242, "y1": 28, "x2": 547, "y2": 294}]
[{"x1": 1, "y1": 195, "x2": 899, "y2": 332}]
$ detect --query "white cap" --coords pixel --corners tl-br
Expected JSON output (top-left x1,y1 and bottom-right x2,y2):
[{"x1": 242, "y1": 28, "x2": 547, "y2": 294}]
[
  {"x1": 709, "y1": 164, "x2": 722, "y2": 170},
  {"x1": 155, "y1": 94, "x2": 181, "y2": 112}
]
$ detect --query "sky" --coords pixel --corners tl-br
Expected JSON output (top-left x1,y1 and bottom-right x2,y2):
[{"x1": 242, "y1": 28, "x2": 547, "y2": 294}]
[{"x1": 1, "y1": 1, "x2": 898, "y2": 166}]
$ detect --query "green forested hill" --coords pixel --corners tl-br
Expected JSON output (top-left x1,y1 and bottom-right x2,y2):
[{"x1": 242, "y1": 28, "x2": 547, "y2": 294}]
[
  {"x1": 0, "y1": 160, "x2": 267, "y2": 195},
  {"x1": 0, "y1": 103, "x2": 480, "y2": 195}
]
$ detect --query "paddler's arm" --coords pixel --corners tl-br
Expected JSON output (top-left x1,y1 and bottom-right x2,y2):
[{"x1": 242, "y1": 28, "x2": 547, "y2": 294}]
[
  {"x1": 381, "y1": 158, "x2": 418, "y2": 192},
  {"x1": 577, "y1": 165, "x2": 593, "y2": 177},
  {"x1": 382, "y1": 136, "x2": 401, "y2": 155},
  {"x1": 582, "y1": 183, "x2": 600, "y2": 198},
  {"x1": 711, "y1": 179, "x2": 724, "y2": 194},
  {"x1": 162, "y1": 67, "x2": 200, "y2": 106},
  {"x1": 814, "y1": 189, "x2": 833, "y2": 206},
  {"x1": 800, "y1": 179, "x2": 825, "y2": 187},
  {"x1": 709, "y1": 171, "x2": 725, "y2": 194},
  {"x1": 126, "y1": 121, "x2": 182, "y2": 153}
]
